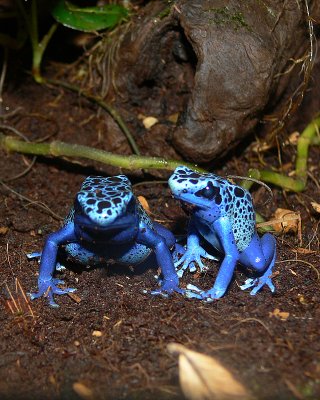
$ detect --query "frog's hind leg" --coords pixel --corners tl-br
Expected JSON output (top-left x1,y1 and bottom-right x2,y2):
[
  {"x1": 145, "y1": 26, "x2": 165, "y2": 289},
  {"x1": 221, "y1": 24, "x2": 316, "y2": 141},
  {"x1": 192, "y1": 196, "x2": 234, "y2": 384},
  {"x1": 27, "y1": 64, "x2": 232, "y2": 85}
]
[
  {"x1": 239, "y1": 233, "x2": 276, "y2": 295},
  {"x1": 153, "y1": 221, "x2": 190, "y2": 277},
  {"x1": 153, "y1": 222, "x2": 185, "y2": 257}
]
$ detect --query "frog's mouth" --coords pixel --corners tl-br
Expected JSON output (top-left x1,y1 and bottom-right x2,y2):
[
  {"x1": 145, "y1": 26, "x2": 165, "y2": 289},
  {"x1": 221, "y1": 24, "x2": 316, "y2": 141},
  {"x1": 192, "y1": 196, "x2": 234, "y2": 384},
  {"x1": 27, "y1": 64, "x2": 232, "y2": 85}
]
[{"x1": 180, "y1": 200, "x2": 198, "y2": 215}]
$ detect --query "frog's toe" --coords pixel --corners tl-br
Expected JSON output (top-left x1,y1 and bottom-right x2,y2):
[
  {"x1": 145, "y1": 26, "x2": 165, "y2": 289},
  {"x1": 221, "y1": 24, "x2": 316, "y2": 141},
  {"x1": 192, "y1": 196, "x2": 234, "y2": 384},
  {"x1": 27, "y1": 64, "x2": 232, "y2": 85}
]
[
  {"x1": 177, "y1": 266, "x2": 188, "y2": 278},
  {"x1": 52, "y1": 286, "x2": 76, "y2": 295},
  {"x1": 150, "y1": 289, "x2": 169, "y2": 298},
  {"x1": 151, "y1": 278, "x2": 184, "y2": 296},
  {"x1": 26, "y1": 252, "x2": 42, "y2": 259},
  {"x1": 250, "y1": 277, "x2": 275, "y2": 296},
  {"x1": 47, "y1": 291, "x2": 60, "y2": 308},
  {"x1": 188, "y1": 262, "x2": 197, "y2": 273},
  {"x1": 203, "y1": 287, "x2": 225, "y2": 300},
  {"x1": 56, "y1": 262, "x2": 66, "y2": 271},
  {"x1": 185, "y1": 284, "x2": 204, "y2": 299},
  {"x1": 28, "y1": 291, "x2": 44, "y2": 301},
  {"x1": 240, "y1": 278, "x2": 257, "y2": 290}
]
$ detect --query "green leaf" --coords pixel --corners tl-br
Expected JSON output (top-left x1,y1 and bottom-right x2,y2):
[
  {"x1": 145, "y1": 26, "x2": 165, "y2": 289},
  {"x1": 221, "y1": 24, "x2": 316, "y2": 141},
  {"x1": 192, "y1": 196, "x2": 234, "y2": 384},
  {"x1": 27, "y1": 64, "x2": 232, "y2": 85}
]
[{"x1": 51, "y1": 1, "x2": 129, "y2": 32}]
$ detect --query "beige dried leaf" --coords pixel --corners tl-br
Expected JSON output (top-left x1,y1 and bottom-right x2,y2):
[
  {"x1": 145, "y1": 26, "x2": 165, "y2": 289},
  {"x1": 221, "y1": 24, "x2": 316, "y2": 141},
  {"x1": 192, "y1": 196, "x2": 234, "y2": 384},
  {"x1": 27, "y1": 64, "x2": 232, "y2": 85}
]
[
  {"x1": 72, "y1": 382, "x2": 93, "y2": 399},
  {"x1": 68, "y1": 292, "x2": 81, "y2": 303},
  {"x1": 292, "y1": 247, "x2": 316, "y2": 255},
  {"x1": 168, "y1": 343, "x2": 252, "y2": 400},
  {"x1": 311, "y1": 202, "x2": 320, "y2": 214},
  {"x1": 0, "y1": 226, "x2": 8, "y2": 235},
  {"x1": 142, "y1": 116, "x2": 158, "y2": 129},
  {"x1": 137, "y1": 195, "x2": 150, "y2": 213},
  {"x1": 269, "y1": 308, "x2": 290, "y2": 321},
  {"x1": 272, "y1": 208, "x2": 300, "y2": 234},
  {"x1": 167, "y1": 113, "x2": 179, "y2": 123}
]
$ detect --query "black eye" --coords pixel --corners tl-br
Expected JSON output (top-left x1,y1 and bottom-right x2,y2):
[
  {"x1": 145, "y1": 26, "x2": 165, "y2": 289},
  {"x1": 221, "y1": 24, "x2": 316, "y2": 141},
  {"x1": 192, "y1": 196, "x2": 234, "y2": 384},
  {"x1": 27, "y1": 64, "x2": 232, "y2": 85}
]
[
  {"x1": 182, "y1": 189, "x2": 188, "y2": 194},
  {"x1": 195, "y1": 181, "x2": 219, "y2": 200}
]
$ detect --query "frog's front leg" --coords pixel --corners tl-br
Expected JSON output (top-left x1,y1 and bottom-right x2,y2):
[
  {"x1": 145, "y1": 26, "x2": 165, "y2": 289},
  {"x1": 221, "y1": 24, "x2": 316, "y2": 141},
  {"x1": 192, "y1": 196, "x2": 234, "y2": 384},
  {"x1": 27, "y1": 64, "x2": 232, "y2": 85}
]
[
  {"x1": 187, "y1": 217, "x2": 239, "y2": 300},
  {"x1": 174, "y1": 217, "x2": 217, "y2": 277},
  {"x1": 136, "y1": 224, "x2": 183, "y2": 295},
  {"x1": 153, "y1": 222, "x2": 185, "y2": 264},
  {"x1": 239, "y1": 233, "x2": 276, "y2": 295},
  {"x1": 29, "y1": 223, "x2": 77, "y2": 307}
]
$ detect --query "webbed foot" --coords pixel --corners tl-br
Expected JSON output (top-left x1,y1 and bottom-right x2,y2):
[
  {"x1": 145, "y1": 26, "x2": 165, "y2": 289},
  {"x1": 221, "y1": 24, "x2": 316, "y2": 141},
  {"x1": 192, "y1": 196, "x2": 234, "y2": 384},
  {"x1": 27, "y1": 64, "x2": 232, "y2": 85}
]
[
  {"x1": 184, "y1": 284, "x2": 223, "y2": 302},
  {"x1": 29, "y1": 278, "x2": 76, "y2": 307},
  {"x1": 174, "y1": 247, "x2": 218, "y2": 277},
  {"x1": 151, "y1": 277, "x2": 184, "y2": 297},
  {"x1": 240, "y1": 267, "x2": 275, "y2": 295}
]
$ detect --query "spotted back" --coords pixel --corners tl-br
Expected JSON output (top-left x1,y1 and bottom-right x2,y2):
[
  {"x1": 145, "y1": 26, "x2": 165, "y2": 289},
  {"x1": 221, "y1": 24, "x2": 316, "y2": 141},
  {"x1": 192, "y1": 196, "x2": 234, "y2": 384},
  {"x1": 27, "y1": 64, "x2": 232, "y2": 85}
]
[
  {"x1": 76, "y1": 175, "x2": 134, "y2": 226},
  {"x1": 169, "y1": 166, "x2": 256, "y2": 251}
]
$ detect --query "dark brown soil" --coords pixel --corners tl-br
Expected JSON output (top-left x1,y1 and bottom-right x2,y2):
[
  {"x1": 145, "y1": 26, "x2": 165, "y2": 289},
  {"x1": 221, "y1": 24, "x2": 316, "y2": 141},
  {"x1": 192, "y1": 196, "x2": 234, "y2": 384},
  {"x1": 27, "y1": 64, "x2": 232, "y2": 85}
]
[{"x1": 0, "y1": 72, "x2": 319, "y2": 400}]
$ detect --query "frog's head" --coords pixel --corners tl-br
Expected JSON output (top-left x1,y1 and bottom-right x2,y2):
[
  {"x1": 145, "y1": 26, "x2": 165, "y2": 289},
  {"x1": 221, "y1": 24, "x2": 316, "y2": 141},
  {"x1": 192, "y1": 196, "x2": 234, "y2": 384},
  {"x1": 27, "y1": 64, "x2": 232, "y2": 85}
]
[
  {"x1": 168, "y1": 166, "x2": 225, "y2": 211},
  {"x1": 74, "y1": 175, "x2": 137, "y2": 232}
]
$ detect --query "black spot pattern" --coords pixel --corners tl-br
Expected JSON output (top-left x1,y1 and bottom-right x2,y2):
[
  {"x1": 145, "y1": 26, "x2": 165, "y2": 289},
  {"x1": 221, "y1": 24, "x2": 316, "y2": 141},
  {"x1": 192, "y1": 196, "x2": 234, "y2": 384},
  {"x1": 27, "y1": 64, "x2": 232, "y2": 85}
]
[
  {"x1": 63, "y1": 174, "x2": 154, "y2": 266},
  {"x1": 74, "y1": 175, "x2": 134, "y2": 226},
  {"x1": 168, "y1": 165, "x2": 256, "y2": 251}
]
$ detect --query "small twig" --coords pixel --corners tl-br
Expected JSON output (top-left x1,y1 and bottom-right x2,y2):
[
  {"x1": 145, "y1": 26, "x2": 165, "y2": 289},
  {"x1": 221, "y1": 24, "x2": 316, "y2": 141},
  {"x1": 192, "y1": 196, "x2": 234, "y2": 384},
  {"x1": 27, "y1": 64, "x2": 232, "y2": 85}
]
[
  {"x1": 45, "y1": 78, "x2": 141, "y2": 156},
  {"x1": 228, "y1": 174, "x2": 273, "y2": 202},
  {"x1": 0, "y1": 107, "x2": 24, "y2": 119},
  {"x1": 0, "y1": 47, "x2": 8, "y2": 115},
  {"x1": 0, "y1": 179, "x2": 63, "y2": 220},
  {"x1": 278, "y1": 259, "x2": 320, "y2": 280},
  {"x1": 16, "y1": 278, "x2": 35, "y2": 319},
  {"x1": 5, "y1": 283, "x2": 20, "y2": 314},
  {"x1": 4, "y1": 156, "x2": 37, "y2": 182},
  {"x1": 231, "y1": 317, "x2": 273, "y2": 337}
]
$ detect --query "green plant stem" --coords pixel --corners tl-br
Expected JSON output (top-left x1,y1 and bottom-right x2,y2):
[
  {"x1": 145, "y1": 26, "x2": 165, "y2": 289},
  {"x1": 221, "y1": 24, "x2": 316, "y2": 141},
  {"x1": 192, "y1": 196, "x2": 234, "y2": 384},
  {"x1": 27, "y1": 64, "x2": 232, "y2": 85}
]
[
  {"x1": 242, "y1": 115, "x2": 320, "y2": 192},
  {"x1": 0, "y1": 133, "x2": 205, "y2": 173},
  {"x1": 16, "y1": 0, "x2": 58, "y2": 83},
  {"x1": 46, "y1": 78, "x2": 141, "y2": 156},
  {"x1": 32, "y1": 23, "x2": 58, "y2": 83}
]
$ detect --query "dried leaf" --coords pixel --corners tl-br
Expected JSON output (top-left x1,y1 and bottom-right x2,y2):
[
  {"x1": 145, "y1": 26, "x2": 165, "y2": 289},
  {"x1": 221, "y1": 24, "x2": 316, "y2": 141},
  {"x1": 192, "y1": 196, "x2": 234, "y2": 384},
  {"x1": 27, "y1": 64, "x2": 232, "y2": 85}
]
[
  {"x1": 271, "y1": 208, "x2": 300, "y2": 234},
  {"x1": 0, "y1": 226, "x2": 8, "y2": 235},
  {"x1": 291, "y1": 247, "x2": 316, "y2": 255},
  {"x1": 287, "y1": 131, "x2": 300, "y2": 145},
  {"x1": 297, "y1": 294, "x2": 308, "y2": 305},
  {"x1": 68, "y1": 292, "x2": 81, "y2": 303},
  {"x1": 137, "y1": 196, "x2": 150, "y2": 213},
  {"x1": 168, "y1": 343, "x2": 252, "y2": 400},
  {"x1": 72, "y1": 382, "x2": 93, "y2": 399},
  {"x1": 269, "y1": 308, "x2": 289, "y2": 321},
  {"x1": 311, "y1": 202, "x2": 320, "y2": 214},
  {"x1": 167, "y1": 113, "x2": 179, "y2": 123},
  {"x1": 142, "y1": 116, "x2": 158, "y2": 129}
]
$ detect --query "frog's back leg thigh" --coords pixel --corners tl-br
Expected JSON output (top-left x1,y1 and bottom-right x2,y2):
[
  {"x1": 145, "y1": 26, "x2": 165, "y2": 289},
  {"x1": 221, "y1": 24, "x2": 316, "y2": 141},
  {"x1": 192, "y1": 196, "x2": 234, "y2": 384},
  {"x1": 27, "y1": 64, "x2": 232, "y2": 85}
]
[
  {"x1": 153, "y1": 222, "x2": 185, "y2": 261},
  {"x1": 239, "y1": 233, "x2": 276, "y2": 272},
  {"x1": 153, "y1": 222, "x2": 175, "y2": 247},
  {"x1": 239, "y1": 233, "x2": 276, "y2": 294}
]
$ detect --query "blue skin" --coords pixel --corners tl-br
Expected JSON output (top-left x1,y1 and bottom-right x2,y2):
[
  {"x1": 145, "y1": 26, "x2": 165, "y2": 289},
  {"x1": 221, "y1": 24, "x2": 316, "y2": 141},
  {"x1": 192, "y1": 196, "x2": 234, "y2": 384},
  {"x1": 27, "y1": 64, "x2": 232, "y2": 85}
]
[
  {"x1": 29, "y1": 175, "x2": 182, "y2": 307},
  {"x1": 168, "y1": 166, "x2": 276, "y2": 300}
]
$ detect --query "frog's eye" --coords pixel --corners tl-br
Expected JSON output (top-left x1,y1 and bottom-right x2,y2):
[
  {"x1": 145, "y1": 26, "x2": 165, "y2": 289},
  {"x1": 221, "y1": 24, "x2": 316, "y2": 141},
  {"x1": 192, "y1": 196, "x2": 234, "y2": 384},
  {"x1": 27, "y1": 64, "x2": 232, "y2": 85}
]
[{"x1": 195, "y1": 181, "x2": 218, "y2": 200}]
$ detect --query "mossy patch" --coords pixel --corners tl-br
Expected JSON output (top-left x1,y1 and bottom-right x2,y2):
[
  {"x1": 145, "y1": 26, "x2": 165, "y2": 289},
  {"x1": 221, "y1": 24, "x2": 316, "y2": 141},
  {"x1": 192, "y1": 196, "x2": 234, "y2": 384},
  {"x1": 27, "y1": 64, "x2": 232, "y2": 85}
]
[{"x1": 206, "y1": 6, "x2": 251, "y2": 31}]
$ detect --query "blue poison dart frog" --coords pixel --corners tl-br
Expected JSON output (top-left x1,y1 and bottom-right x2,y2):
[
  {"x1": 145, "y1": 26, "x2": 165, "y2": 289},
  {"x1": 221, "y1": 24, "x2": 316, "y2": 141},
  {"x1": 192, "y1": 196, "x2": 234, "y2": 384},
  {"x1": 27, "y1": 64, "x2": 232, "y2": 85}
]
[
  {"x1": 168, "y1": 166, "x2": 276, "y2": 300},
  {"x1": 29, "y1": 175, "x2": 183, "y2": 307}
]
